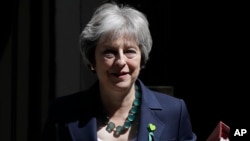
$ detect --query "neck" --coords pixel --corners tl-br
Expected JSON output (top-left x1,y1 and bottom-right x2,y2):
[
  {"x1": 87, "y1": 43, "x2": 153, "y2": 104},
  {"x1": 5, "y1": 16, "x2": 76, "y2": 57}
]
[{"x1": 99, "y1": 84, "x2": 136, "y2": 116}]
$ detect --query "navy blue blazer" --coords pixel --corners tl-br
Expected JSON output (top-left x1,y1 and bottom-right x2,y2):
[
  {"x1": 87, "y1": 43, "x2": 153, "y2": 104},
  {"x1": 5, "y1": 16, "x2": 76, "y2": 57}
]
[{"x1": 42, "y1": 80, "x2": 197, "y2": 141}]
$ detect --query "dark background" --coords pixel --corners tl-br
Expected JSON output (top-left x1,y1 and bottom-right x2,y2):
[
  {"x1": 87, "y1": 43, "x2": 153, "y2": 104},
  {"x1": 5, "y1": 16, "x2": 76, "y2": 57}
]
[{"x1": 1, "y1": 0, "x2": 249, "y2": 141}]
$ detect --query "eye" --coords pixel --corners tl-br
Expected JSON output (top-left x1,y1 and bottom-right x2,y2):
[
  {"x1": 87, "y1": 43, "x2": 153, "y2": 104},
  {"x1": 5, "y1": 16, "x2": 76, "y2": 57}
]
[
  {"x1": 125, "y1": 49, "x2": 137, "y2": 58},
  {"x1": 125, "y1": 49, "x2": 136, "y2": 54},
  {"x1": 103, "y1": 49, "x2": 116, "y2": 58}
]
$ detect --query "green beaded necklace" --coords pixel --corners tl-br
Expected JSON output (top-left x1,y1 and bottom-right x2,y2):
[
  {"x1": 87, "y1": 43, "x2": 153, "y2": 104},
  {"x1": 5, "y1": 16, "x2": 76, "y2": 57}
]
[{"x1": 104, "y1": 84, "x2": 141, "y2": 137}]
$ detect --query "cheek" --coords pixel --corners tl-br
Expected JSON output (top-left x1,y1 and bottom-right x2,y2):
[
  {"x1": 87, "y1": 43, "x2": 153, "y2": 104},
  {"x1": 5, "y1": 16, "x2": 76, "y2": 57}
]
[
  {"x1": 128, "y1": 58, "x2": 141, "y2": 70},
  {"x1": 95, "y1": 57, "x2": 114, "y2": 70}
]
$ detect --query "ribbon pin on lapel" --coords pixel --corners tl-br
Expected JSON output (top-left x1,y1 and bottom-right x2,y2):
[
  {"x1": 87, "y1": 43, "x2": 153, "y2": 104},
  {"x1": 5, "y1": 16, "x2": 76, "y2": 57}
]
[{"x1": 147, "y1": 123, "x2": 156, "y2": 141}]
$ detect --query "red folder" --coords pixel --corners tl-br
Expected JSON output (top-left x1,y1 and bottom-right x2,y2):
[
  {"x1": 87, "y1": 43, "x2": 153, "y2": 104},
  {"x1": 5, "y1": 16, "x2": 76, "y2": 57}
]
[{"x1": 206, "y1": 121, "x2": 230, "y2": 141}]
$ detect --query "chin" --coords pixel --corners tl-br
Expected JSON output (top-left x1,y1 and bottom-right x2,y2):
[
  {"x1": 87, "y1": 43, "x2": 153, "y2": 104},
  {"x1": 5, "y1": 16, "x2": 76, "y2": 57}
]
[{"x1": 113, "y1": 80, "x2": 133, "y2": 90}]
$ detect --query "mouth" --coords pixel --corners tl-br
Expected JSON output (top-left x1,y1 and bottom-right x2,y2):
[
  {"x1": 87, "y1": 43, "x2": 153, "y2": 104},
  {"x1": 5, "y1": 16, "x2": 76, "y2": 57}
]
[{"x1": 111, "y1": 72, "x2": 129, "y2": 77}]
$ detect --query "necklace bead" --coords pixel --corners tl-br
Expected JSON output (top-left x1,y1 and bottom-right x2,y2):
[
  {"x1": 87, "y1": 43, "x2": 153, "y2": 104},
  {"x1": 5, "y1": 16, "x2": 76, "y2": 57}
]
[
  {"x1": 124, "y1": 120, "x2": 131, "y2": 129},
  {"x1": 114, "y1": 126, "x2": 123, "y2": 136},
  {"x1": 135, "y1": 91, "x2": 141, "y2": 98},
  {"x1": 106, "y1": 122, "x2": 115, "y2": 133},
  {"x1": 128, "y1": 114, "x2": 135, "y2": 122},
  {"x1": 133, "y1": 99, "x2": 140, "y2": 106},
  {"x1": 130, "y1": 106, "x2": 137, "y2": 114}
]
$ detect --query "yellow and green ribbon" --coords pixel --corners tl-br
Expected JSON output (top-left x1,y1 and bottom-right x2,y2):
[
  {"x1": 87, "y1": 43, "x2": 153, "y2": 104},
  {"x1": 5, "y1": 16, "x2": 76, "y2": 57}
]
[{"x1": 148, "y1": 123, "x2": 156, "y2": 141}]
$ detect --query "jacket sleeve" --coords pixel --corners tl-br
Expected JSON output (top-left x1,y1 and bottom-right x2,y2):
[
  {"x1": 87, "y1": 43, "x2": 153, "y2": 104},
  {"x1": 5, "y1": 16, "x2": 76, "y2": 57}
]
[
  {"x1": 41, "y1": 100, "x2": 72, "y2": 141},
  {"x1": 178, "y1": 99, "x2": 197, "y2": 141}
]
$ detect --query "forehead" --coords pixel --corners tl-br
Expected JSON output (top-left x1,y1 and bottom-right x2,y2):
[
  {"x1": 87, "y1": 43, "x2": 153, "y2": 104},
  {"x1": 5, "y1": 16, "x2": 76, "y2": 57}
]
[{"x1": 98, "y1": 32, "x2": 138, "y2": 47}]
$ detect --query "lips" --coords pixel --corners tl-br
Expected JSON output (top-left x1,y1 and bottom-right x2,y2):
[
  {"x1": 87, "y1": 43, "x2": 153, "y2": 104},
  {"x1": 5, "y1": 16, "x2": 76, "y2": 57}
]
[{"x1": 111, "y1": 72, "x2": 129, "y2": 77}]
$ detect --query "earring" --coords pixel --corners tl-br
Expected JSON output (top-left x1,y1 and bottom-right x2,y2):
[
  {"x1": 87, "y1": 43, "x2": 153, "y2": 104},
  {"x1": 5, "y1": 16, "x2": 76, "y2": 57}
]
[{"x1": 90, "y1": 66, "x2": 95, "y2": 71}]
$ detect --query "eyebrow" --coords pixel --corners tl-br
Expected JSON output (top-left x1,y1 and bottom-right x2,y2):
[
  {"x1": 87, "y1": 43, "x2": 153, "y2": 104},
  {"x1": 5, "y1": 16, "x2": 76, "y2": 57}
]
[{"x1": 102, "y1": 45, "x2": 116, "y2": 50}]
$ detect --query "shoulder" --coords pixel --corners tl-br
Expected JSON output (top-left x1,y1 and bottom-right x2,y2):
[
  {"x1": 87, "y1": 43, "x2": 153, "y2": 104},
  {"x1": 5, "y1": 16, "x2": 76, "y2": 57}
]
[
  {"x1": 137, "y1": 79, "x2": 186, "y2": 109},
  {"x1": 49, "y1": 91, "x2": 86, "y2": 112},
  {"x1": 47, "y1": 84, "x2": 98, "y2": 123},
  {"x1": 150, "y1": 90, "x2": 187, "y2": 111}
]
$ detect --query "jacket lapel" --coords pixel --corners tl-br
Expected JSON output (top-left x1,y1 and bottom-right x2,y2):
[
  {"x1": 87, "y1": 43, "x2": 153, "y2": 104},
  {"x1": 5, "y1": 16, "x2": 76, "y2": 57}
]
[
  {"x1": 67, "y1": 118, "x2": 97, "y2": 141},
  {"x1": 137, "y1": 80, "x2": 165, "y2": 141}
]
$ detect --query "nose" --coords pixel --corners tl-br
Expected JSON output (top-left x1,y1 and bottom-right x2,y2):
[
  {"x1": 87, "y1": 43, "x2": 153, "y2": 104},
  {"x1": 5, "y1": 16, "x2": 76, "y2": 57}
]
[{"x1": 115, "y1": 52, "x2": 126, "y2": 67}]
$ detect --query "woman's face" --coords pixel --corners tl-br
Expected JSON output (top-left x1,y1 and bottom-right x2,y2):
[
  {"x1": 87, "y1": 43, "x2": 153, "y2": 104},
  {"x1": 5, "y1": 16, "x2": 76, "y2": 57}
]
[{"x1": 94, "y1": 36, "x2": 141, "y2": 90}]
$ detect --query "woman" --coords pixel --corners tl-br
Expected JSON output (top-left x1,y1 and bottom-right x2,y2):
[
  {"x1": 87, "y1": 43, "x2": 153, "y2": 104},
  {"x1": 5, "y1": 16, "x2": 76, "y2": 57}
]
[{"x1": 42, "y1": 2, "x2": 197, "y2": 141}]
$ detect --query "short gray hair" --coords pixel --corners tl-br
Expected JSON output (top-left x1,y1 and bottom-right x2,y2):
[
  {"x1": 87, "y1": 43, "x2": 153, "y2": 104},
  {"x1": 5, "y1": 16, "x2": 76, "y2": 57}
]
[{"x1": 80, "y1": 2, "x2": 152, "y2": 68}]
